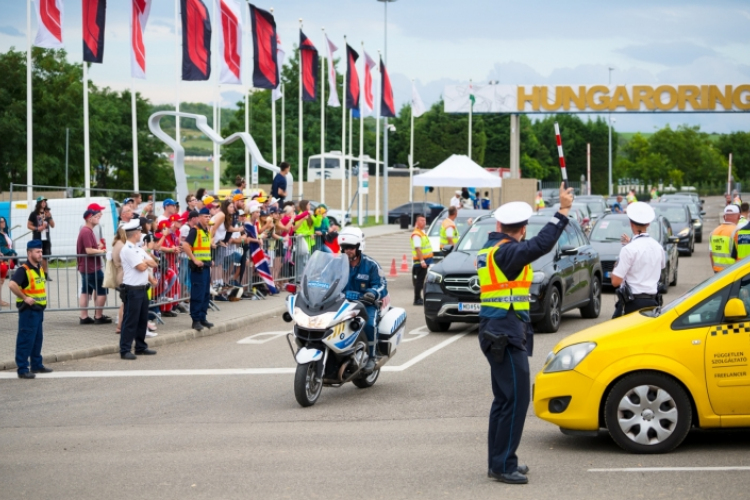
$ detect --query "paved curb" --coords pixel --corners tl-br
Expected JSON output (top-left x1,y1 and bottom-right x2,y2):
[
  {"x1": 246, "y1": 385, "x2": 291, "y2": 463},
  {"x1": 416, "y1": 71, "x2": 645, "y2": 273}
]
[{"x1": 1, "y1": 305, "x2": 287, "y2": 371}]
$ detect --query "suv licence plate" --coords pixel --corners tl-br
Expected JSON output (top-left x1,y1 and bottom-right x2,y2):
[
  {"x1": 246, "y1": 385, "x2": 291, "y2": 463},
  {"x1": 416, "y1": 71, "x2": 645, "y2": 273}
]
[{"x1": 458, "y1": 303, "x2": 481, "y2": 312}]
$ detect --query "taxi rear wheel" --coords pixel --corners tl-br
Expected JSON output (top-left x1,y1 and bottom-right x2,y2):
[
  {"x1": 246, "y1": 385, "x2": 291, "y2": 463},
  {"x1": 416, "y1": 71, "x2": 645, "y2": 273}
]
[{"x1": 604, "y1": 372, "x2": 692, "y2": 454}]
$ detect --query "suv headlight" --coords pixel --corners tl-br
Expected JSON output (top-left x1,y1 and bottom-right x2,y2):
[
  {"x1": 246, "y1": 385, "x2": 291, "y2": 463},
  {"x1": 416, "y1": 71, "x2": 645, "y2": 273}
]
[
  {"x1": 426, "y1": 270, "x2": 443, "y2": 284},
  {"x1": 678, "y1": 227, "x2": 690, "y2": 237},
  {"x1": 532, "y1": 271, "x2": 546, "y2": 284},
  {"x1": 543, "y1": 342, "x2": 596, "y2": 373}
]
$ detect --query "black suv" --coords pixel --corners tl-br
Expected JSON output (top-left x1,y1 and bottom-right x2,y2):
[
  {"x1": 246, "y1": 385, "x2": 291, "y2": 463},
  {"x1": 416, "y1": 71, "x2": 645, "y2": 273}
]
[{"x1": 423, "y1": 215, "x2": 602, "y2": 333}]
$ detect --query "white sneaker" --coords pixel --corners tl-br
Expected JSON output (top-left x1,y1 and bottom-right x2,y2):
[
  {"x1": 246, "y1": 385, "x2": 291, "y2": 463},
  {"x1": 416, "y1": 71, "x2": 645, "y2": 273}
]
[
  {"x1": 146, "y1": 330, "x2": 157, "y2": 337},
  {"x1": 147, "y1": 321, "x2": 157, "y2": 331}
]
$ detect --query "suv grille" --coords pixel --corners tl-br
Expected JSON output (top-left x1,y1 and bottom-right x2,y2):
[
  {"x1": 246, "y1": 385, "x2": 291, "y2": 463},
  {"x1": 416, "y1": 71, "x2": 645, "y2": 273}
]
[
  {"x1": 443, "y1": 275, "x2": 481, "y2": 297},
  {"x1": 601, "y1": 261, "x2": 615, "y2": 273}
]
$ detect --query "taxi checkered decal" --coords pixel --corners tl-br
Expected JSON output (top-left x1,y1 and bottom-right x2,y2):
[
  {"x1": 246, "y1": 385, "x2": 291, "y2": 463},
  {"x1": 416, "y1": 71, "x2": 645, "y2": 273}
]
[{"x1": 711, "y1": 323, "x2": 750, "y2": 336}]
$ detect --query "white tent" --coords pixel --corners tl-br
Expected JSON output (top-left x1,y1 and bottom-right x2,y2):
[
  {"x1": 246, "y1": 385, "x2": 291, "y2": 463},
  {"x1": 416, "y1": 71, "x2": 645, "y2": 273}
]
[{"x1": 412, "y1": 154, "x2": 502, "y2": 187}]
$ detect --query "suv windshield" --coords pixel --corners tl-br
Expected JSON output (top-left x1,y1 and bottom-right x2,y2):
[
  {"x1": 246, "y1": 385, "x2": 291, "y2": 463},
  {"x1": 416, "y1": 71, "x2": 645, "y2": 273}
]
[
  {"x1": 456, "y1": 220, "x2": 545, "y2": 252},
  {"x1": 428, "y1": 216, "x2": 476, "y2": 237},
  {"x1": 590, "y1": 217, "x2": 661, "y2": 242},
  {"x1": 653, "y1": 206, "x2": 687, "y2": 224},
  {"x1": 301, "y1": 252, "x2": 350, "y2": 310}
]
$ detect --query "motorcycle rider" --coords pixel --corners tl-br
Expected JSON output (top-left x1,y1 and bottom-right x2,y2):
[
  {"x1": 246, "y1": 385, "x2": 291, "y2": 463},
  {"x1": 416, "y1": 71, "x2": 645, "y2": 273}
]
[{"x1": 338, "y1": 227, "x2": 388, "y2": 373}]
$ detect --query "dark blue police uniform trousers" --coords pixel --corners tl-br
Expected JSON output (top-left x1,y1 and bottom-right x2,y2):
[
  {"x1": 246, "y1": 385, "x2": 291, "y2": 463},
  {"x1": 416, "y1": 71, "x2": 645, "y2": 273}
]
[
  {"x1": 189, "y1": 267, "x2": 211, "y2": 322},
  {"x1": 483, "y1": 344, "x2": 530, "y2": 475},
  {"x1": 16, "y1": 307, "x2": 44, "y2": 374},
  {"x1": 120, "y1": 287, "x2": 150, "y2": 354}
]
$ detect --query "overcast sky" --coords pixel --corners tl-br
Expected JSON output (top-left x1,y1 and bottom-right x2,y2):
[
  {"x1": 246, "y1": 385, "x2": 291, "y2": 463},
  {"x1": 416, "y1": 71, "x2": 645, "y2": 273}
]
[{"x1": 1, "y1": 0, "x2": 749, "y2": 133}]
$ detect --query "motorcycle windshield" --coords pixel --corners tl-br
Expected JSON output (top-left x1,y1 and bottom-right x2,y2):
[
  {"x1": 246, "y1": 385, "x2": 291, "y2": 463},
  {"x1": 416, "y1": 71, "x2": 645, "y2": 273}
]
[{"x1": 301, "y1": 251, "x2": 350, "y2": 310}]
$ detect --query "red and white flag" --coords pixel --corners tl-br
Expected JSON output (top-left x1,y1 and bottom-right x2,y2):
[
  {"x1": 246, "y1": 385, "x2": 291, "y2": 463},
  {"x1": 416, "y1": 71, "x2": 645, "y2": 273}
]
[
  {"x1": 361, "y1": 51, "x2": 376, "y2": 116},
  {"x1": 324, "y1": 34, "x2": 340, "y2": 108},
  {"x1": 130, "y1": 0, "x2": 151, "y2": 79},
  {"x1": 219, "y1": 0, "x2": 242, "y2": 84},
  {"x1": 34, "y1": 0, "x2": 64, "y2": 49},
  {"x1": 272, "y1": 34, "x2": 285, "y2": 100}
]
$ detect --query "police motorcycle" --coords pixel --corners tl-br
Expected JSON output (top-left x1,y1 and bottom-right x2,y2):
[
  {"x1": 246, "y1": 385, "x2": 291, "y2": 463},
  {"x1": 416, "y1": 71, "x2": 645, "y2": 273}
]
[{"x1": 282, "y1": 251, "x2": 407, "y2": 407}]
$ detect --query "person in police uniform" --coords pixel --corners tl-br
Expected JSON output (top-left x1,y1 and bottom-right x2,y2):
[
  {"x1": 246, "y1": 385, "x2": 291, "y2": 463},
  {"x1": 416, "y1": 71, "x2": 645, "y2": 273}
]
[
  {"x1": 411, "y1": 214, "x2": 433, "y2": 306},
  {"x1": 8, "y1": 240, "x2": 52, "y2": 379},
  {"x1": 478, "y1": 183, "x2": 573, "y2": 484},
  {"x1": 181, "y1": 208, "x2": 214, "y2": 331},
  {"x1": 710, "y1": 205, "x2": 740, "y2": 273},
  {"x1": 119, "y1": 219, "x2": 158, "y2": 359},
  {"x1": 611, "y1": 202, "x2": 665, "y2": 317}
]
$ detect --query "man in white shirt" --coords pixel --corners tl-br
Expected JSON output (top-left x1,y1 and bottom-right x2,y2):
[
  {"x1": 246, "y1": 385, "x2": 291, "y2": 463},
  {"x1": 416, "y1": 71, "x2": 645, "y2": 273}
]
[
  {"x1": 119, "y1": 219, "x2": 158, "y2": 359},
  {"x1": 450, "y1": 190, "x2": 462, "y2": 209},
  {"x1": 611, "y1": 202, "x2": 665, "y2": 317}
]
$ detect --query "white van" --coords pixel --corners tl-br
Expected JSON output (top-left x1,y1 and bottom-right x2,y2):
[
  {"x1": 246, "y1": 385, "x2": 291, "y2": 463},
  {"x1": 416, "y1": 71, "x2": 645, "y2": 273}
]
[{"x1": 306, "y1": 152, "x2": 378, "y2": 181}]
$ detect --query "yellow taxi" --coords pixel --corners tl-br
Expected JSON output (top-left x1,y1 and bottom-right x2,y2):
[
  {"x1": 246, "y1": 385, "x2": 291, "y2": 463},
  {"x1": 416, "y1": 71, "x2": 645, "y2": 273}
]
[{"x1": 534, "y1": 259, "x2": 750, "y2": 453}]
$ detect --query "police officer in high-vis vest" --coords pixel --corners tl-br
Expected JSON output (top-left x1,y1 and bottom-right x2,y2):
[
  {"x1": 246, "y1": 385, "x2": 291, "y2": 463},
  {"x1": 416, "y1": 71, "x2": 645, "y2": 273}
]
[
  {"x1": 733, "y1": 205, "x2": 750, "y2": 262},
  {"x1": 710, "y1": 205, "x2": 740, "y2": 273},
  {"x1": 478, "y1": 183, "x2": 572, "y2": 485},
  {"x1": 440, "y1": 207, "x2": 460, "y2": 250},
  {"x1": 8, "y1": 239, "x2": 52, "y2": 379},
  {"x1": 181, "y1": 208, "x2": 214, "y2": 331},
  {"x1": 411, "y1": 214, "x2": 434, "y2": 306}
]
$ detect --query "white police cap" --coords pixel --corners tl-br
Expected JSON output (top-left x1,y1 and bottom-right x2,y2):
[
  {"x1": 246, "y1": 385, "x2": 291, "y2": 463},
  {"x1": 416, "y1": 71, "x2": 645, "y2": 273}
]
[
  {"x1": 494, "y1": 201, "x2": 534, "y2": 225},
  {"x1": 626, "y1": 201, "x2": 655, "y2": 225},
  {"x1": 123, "y1": 219, "x2": 142, "y2": 232}
]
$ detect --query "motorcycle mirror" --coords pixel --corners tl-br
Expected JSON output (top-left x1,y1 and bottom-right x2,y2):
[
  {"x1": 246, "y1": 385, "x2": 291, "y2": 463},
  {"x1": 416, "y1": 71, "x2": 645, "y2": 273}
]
[{"x1": 282, "y1": 312, "x2": 293, "y2": 323}]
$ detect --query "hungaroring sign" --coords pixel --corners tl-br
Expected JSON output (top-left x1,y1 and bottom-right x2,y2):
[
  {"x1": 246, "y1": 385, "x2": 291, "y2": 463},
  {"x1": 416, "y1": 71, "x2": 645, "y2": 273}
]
[{"x1": 444, "y1": 84, "x2": 750, "y2": 113}]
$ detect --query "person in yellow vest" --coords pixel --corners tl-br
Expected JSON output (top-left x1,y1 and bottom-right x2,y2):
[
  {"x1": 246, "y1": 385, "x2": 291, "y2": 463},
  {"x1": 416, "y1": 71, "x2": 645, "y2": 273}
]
[
  {"x1": 411, "y1": 214, "x2": 433, "y2": 306},
  {"x1": 626, "y1": 189, "x2": 637, "y2": 204},
  {"x1": 738, "y1": 202, "x2": 749, "y2": 227},
  {"x1": 650, "y1": 186, "x2": 658, "y2": 200},
  {"x1": 8, "y1": 239, "x2": 51, "y2": 379},
  {"x1": 733, "y1": 204, "x2": 750, "y2": 261},
  {"x1": 440, "y1": 207, "x2": 460, "y2": 250},
  {"x1": 181, "y1": 208, "x2": 214, "y2": 331},
  {"x1": 710, "y1": 204, "x2": 740, "y2": 273},
  {"x1": 478, "y1": 183, "x2": 573, "y2": 485},
  {"x1": 534, "y1": 191, "x2": 545, "y2": 212}
]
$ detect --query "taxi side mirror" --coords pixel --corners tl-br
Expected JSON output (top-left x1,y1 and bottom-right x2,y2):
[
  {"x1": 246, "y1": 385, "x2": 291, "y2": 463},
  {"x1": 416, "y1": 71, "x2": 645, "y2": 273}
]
[{"x1": 724, "y1": 298, "x2": 747, "y2": 321}]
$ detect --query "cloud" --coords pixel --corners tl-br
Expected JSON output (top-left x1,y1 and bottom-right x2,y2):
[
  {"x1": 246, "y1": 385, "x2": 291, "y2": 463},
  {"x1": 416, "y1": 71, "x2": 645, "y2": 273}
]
[
  {"x1": 616, "y1": 42, "x2": 718, "y2": 66},
  {"x1": 0, "y1": 26, "x2": 23, "y2": 37}
]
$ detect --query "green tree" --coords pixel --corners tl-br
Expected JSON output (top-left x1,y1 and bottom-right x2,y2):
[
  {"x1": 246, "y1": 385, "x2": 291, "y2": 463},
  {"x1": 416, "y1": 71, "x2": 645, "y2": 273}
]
[{"x1": 716, "y1": 132, "x2": 750, "y2": 184}]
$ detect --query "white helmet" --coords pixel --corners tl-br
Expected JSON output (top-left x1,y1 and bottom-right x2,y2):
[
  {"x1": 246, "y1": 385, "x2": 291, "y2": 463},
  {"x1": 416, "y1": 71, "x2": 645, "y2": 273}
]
[{"x1": 338, "y1": 226, "x2": 365, "y2": 252}]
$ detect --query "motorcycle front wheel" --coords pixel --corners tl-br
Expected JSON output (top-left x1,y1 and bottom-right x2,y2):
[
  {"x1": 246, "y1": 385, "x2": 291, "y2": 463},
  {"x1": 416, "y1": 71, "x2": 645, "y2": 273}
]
[{"x1": 294, "y1": 361, "x2": 323, "y2": 407}]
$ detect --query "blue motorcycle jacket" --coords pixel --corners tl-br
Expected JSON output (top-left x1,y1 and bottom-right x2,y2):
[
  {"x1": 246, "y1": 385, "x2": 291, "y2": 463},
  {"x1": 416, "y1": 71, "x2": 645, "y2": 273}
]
[{"x1": 343, "y1": 254, "x2": 388, "y2": 301}]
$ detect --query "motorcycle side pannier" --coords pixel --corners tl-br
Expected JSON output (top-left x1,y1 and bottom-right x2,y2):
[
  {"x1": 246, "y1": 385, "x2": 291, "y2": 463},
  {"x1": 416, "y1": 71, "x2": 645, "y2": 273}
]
[{"x1": 377, "y1": 307, "x2": 407, "y2": 357}]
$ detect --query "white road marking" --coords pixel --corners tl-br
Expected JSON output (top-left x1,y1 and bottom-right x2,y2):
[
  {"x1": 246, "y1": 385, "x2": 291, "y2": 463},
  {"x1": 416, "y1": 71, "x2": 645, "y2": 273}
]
[
  {"x1": 237, "y1": 331, "x2": 289, "y2": 344},
  {"x1": 0, "y1": 328, "x2": 474, "y2": 379},
  {"x1": 589, "y1": 466, "x2": 750, "y2": 472},
  {"x1": 400, "y1": 325, "x2": 430, "y2": 343}
]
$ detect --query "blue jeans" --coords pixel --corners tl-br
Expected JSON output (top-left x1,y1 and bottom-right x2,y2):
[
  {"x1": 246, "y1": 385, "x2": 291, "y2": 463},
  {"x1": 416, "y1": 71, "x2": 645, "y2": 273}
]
[
  {"x1": 190, "y1": 268, "x2": 211, "y2": 322},
  {"x1": 16, "y1": 307, "x2": 44, "y2": 374},
  {"x1": 179, "y1": 257, "x2": 191, "y2": 291},
  {"x1": 364, "y1": 304, "x2": 378, "y2": 356}
]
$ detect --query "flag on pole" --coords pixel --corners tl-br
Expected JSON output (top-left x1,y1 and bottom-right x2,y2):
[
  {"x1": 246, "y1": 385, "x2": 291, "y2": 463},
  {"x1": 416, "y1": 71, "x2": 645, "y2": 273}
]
[
  {"x1": 34, "y1": 0, "x2": 64, "y2": 49},
  {"x1": 181, "y1": 0, "x2": 211, "y2": 80},
  {"x1": 362, "y1": 51, "x2": 376, "y2": 116},
  {"x1": 299, "y1": 30, "x2": 318, "y2": 102},
  {"x1": 82, "y1": 0, "x2": 107, "y2": 63},
  {"x1": 246, "y1": 223, "x2": 278, "y2": 294},
  {"x1": 218, "y1": 0, "x2": 242, "y2": 84},
  {"x1": 411, "y1": 81, "x2": 426, "y2": 118},
  {"x1": 345, "y1": 44, "x2": 359, "y2": 110},
  {"x1": 248, "y1": 4, "x2": 278, "y2": 90},
  {"x1": 325, "y1": 35, "x2": 340, "y2": 107},
  {"x1": 380, "y1": 57, "x2": 395, "y2": 118},
  {"x1": 469, "y1": 81, "x2": 475, "y2": 108},
  {"x1": 131, "y1": 0, "x2": 151, "y2": 79},
  {"x1": 272, "y1": 34, "x2": 285, "y2": 100}
]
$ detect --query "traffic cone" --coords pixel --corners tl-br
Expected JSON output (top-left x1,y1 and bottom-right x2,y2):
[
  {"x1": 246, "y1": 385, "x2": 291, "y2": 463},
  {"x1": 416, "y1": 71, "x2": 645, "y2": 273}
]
[
  {"x1": 389, "y1": 258, "x2": 399, "y2": 277},
  {"x1": 400, "y1": 254, "x2": 410, "y2": 272}
]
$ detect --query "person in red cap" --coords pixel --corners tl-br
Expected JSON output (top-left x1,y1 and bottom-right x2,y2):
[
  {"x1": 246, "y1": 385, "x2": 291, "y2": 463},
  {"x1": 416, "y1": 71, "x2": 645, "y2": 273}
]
[{"x1": 77, "y1": 207, "x2": 111, "y2": 324}]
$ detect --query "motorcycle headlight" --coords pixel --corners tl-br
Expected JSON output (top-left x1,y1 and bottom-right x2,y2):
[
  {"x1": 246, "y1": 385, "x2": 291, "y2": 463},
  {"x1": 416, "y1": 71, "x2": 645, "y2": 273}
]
[
  {"x1": 532, "y1": 271, "x2": 546, "y2": 284},
  {"x1": 543, "y1": 342, "x2": 596, "y2": 373},
  {"x1": 293, "y1": 308, "x2": 337, "y2": 330},
  {"x1": 678, "y1": 228, "x2": 690, "y2": 237},
  {"x1": 426, "y1": 270, "x2": 443, "y2": 284}
]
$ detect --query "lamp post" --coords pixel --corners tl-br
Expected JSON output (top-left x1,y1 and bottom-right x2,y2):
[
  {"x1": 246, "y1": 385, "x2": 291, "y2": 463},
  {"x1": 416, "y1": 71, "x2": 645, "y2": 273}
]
[
  {"x1": 608, "y1": 67, "x2": 614, "y2": 197},
  {"x1": 378, "y1": 0, "x2": 397, "y2": 221}
]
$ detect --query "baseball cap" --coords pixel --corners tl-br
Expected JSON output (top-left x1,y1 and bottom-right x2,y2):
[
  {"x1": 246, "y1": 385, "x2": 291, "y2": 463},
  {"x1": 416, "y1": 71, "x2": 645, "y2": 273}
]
[
  {"x1": 269, "y1": 206, "x2": 279, "y2": 214},
  {"x1": 256, "y1": 196, "x2": 268, "y2": 203},
  {"x1": 83, "y1": 209, "x2": 100, "y2": 220},
  {"x1": 88, "y1": 203, "x2": 106, "y2": 211},
  {"x1": 725, "y1": 205, "x2": 740, "y2": 214},
  {"x1": 163, "y1": 198, "x2": 176, "y2": 207},
  {"x1": 233, "y1": 193, "x2": 247, "y2": 202},
  {"x1": 248, "y1": 201, "x2": 261, "y2": 213},
  {"x1": 157, "y1": 219, "x2": 171, "y2": 231},
  {"x1": 202, "y1": 195, "x2": 215, "y2": 206},
  {"x1": 123, "y1": 197, "x2": 133, "y2": 205},
  {"x1": 36, "y1": 196, "x2": 47, "y2": 202},
  {"x1": 199, "y1": 207, "x2": 211, "y2": 215},
  {"x1": 170, "y1": 214, "x2": 184, "y2": 223}
]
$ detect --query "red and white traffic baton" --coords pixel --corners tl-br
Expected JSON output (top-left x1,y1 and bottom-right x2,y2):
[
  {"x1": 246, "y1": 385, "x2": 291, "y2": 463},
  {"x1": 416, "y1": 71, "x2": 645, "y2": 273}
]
[{"x1": 554, "y1": 122, "x2": 568, "y2": 189}]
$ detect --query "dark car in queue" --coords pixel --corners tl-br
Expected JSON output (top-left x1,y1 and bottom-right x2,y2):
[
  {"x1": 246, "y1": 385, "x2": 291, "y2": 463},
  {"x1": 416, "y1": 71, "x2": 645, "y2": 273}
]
[
  {"x1": 588, "y1": 213, "x2": 679, "y2": 291},
  {"x1": 575, "y1": 195, "x2": 610, "y2": 219},
  {"x1": 658, "y1": 196, "x2": 706, "y2": 243},
  {"x1": 651, "y1": 202, "x2": 695, "y2": 255},
  {"x1": 387, "y1": 202, "x2": 444, "y2": 225},
  {"x1": 661, "y1": 191, "x2": 704, "y2": 207},
  {"x1": 539, "y1": 206, "x2": 591, "y2": 235},
  {"x1": 553, "y1": 202, "x2": 594, "y2": 233},
  {"x1": 425, "y1": 208, "x2": 490, "y2": 262},
  {"x1": 423, "y1": 214, "x2": 602, "y2": 334}
]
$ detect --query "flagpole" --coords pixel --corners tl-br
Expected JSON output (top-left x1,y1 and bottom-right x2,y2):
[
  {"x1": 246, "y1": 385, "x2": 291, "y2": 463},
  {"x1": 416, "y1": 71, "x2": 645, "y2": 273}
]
[
  {"x1": 468, "y1": 78, "x2": 473, "y2": 159},
  {"x1": 26, "y1": 0, "x2": 32, "y2": 201},
  {"x1": 212, "y1": 0, "x2": 220, "y2": 193},
  {"x1": 358, "y1": 42, "x2": 365, "y2": 226},
  {"x1": 410, "y1": 79, "x2": 414, "y2": 204},
  {"x1": 175, "y1": 0, "x2": 180, "y2": 149},
  {"x1": 341, "y1": 35, "x2": 348, "y2": 220},
  {"x1": 132, "y1": 78, "x2": 139, "y2": 192},
  {"x1": 320, "y1": 28, "x2": 326, "y2": 205},
  {"x1": 348, "y1": 109, "x2": 353, "y2": 214},
  {"x1": 374, "y1": 50, "x2": 381, "y2": 223},
  {"x1": 245, "y1": 89, "x2": 250, "y2": 189},
  {"x1": 298, "y1": 19, "x2": 304, "y2": 199},
  {"x1": 281, "y1": 83, "x2": 285, "y2": 163},
  {"x1": 83, "y1": 62, "x2": 91, "y2": 201}
]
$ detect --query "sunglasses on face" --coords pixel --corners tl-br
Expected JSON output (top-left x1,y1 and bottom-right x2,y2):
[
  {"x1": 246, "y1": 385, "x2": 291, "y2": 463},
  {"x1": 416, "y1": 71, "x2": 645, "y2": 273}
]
[{"x1": 340, "y1": 244, "x2": 357, "y2": 251}]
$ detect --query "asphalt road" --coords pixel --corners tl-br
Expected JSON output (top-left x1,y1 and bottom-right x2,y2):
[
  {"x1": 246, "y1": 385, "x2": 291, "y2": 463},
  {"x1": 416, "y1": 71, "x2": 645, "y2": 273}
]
[{"x1": 2, "y1": 197, "x2": 749, "y2": 500}]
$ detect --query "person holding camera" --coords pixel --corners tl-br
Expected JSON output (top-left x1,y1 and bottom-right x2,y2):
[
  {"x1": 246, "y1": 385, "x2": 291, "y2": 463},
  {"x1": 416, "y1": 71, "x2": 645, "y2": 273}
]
[
  {"x1": 477, "y1": 183, "x2": 572, "y2": 485},
  {"x1": 611, "y1": 202, "x2": 665, "y2": 318},
  {"x1": 118, "y1": 219, "x2": 158, "y2": 360},
  {"x1": 27, "y1": 196, "x2": 54, "y2": 278}
]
